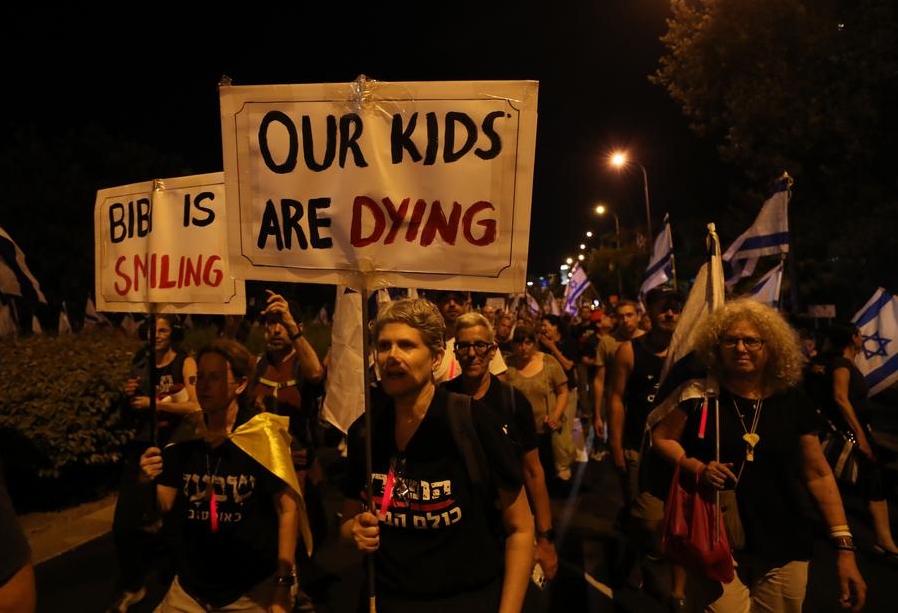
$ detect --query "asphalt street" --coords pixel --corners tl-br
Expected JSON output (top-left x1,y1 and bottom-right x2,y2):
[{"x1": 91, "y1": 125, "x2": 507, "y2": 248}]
[{"x1": 30, "y1": 431, "x2": 898, "y2": 612}]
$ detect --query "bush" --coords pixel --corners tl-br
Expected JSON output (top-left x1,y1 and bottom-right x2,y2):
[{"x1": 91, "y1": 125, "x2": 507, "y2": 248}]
[
  {"x1": 0, "y1": 316, "x2": 333, "y2": 513},
  {"x1": 0, "y1": 330, "x2": 142, "y2": 511}
]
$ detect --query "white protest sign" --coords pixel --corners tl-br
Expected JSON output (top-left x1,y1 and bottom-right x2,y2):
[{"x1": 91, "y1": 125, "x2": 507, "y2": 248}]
[
  {"x1": 219, "y1": 78, "x2": 538, "y2": 293},
  {"x1": 94, "y1": 172, "x2": 246, "y2": 314}
]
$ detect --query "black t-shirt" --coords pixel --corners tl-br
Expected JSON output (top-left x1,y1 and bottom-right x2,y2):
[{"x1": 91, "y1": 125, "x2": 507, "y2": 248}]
[
  {"x1": 343, "y1": 386, "x2": 522, "y2": 599},
  {"x1": 444, "y1": 374, "x2": 538, "y2": 458},
  {"x1": 677, "y1": 387, "x2": 822, "y2": 564},
  {"x1": 159, "y1": 435, "x2": 287, "y2": 607},
  {"x1": 130, "y1": 350, "x2": 189, "y2": 446}
]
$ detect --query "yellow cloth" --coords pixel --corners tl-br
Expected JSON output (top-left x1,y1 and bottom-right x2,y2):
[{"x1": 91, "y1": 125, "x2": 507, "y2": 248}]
[{"x1": 229, "y1": 412, "x2": 313, "y2": 556}]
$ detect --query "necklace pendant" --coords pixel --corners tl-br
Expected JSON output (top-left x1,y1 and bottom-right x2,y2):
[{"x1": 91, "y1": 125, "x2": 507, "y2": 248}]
[{"x1": 743, "y1": 433, "x2": 759, "y2": 462}]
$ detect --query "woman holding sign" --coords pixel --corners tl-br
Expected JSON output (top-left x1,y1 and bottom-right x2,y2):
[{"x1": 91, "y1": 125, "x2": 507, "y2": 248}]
[{"x1": 340, "y1": 297, "x2": 533, "y2": 613}]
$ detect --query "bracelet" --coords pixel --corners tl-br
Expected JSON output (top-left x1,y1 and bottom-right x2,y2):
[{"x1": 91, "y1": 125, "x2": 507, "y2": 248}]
[
  {"x1": 289, "y1": 328, "x2": 303, "y2": 341},
  {"x1": 830, "y1": 535, "x2": 856, "y2": 551},
  {"x1": 276, "y1": 573, "x2": 296, "y2": 586},
  {"x1": 536, "y1": 528, "x2": 556, "y2": 542}
]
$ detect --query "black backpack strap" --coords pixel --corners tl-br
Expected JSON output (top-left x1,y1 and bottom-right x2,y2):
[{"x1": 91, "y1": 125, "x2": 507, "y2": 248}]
[{"x1": 446, "y1": 392, "x2": 488, "y2": 487}]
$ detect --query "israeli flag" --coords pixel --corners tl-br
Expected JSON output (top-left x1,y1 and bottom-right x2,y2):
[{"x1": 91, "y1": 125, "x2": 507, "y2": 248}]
[
  {"x1": 0, "y1": 225, "x2": 46, "y2": 304},
  {"x1": 723, "y1": 174, "x2": 791, "y2": 286},
  {"x1": 745, "y1": 261, "x2": 783, "y2": 306},
  {"x1": 563, "y1": 262, "x2": 591, "y2": 315},
  {"x1": 640, "y1": 213, "x2": 673, "y2": 297},
  {"x1": 852, "y1": 287, "x2": 898, "y2": 397}
]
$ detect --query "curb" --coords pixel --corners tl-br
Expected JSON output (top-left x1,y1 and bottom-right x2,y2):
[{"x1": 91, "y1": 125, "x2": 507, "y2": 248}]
[{"x1": 19, "y1": 493, "x2": 118, "y2": 565}]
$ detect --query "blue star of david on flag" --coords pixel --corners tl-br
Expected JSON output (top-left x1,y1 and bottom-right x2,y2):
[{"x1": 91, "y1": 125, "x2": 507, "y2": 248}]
[
  {"x1": 861, "y1": 331, "x2": 890, "y2": 360},
  {"x1": 852, "y1": 287, "x2": 898, "y2": 396}
]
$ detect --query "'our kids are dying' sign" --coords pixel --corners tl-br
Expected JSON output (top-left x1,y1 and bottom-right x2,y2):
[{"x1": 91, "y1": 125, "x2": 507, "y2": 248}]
[
  {"x1": 93, "y1": 172, "x2": 246, "y2": 315},
  {"x1": 219, "y1": 78, "x2": 538, "y2": 293}
]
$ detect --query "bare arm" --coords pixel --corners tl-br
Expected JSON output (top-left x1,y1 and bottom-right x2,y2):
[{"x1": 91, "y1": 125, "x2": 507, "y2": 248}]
[
  {"x1": 832, "y1": 367, "x2": 874, "y2": 460},
  {"x1": 592, "y1": 365, "x2": 606, "y2": 437},
  {"x1": 0, "y1": 561, "x2": 35, "y2": 613},
  {"x1": 498, "y1": 487, "x2": 535, "y2": 613},
  {"x1": 652, "y1": 401, "x2": 737, "y2": 488},
  {"x1": 800, "y1": 433, "x2": 867, "y2": 612},
  {"x1": 538, "y1": 334, "x2": 575, "y2": 372},
  {"x1": 139, "y1": 446, "x2": 177, "y2": 513},
  {"x1": 271, "y1": 487, "x2": 300, "y2": 613},
  {"x1": 521, "y1": 448, "x2": 558, "y2": 580},
  {"x1": 608, "y1": 342, "x2": 633, "y2": 471},
  {"x1": 262, "y1": 290, "x2": 324, "y2": 383},
  {"x1": 129, "y1": 356, "x2": 201, "y2": 416}
]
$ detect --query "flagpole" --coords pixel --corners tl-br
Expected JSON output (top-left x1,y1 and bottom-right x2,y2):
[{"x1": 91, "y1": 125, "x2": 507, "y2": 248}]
[
  {"x1": 359, "y1": 287, "x2": 378, "y2": 613},
  {"x1": 148, "y1": 309, "x2": 158, "y2": 447},
  {"x1": 782, "y1": 173, "x2": 797, "y2": 313}
]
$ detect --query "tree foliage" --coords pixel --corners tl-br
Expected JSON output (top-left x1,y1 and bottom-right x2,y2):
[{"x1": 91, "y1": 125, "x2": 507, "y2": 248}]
[{"x1": 651, "y1": 0, "x2": 898, "y2": 314}]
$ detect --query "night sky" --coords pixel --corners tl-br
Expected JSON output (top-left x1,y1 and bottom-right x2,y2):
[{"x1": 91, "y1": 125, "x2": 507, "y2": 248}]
[{"x1": 2, "y1": 2, "x2": 730, "y2": 288}]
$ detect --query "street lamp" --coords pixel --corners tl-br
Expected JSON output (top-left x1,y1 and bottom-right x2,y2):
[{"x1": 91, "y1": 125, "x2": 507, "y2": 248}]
[
  {"x1": 595, "y1": 203, "x2": 623, "y2": 297},
  {"x1": 610, "y1": 151, "x2": 653, "y2": 242}
]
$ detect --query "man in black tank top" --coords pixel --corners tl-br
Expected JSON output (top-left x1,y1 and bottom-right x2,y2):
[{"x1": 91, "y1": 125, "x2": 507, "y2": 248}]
[{"x1": 607, "y1": 287, "x2": 683, "y2": 607}]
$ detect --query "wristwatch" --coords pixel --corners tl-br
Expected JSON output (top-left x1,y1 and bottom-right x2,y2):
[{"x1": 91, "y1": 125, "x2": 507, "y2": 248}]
[{"x1": 536, "y1": 528, "x2": 556, "y2": 542}]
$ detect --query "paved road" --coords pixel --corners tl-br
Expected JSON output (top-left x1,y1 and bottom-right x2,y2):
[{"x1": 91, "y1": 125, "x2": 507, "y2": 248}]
[{"x1": 32, "y1": 436, "x2": 898, "y2": 612}]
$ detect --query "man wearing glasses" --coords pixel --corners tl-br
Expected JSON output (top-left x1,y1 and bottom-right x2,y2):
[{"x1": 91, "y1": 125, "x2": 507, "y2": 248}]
[
  {"x1": 432, "y1": 290, "x2": 507, "y2": 383},
  {"x1": 443, "y1": 312, "x2": 559, "y2": 599}
]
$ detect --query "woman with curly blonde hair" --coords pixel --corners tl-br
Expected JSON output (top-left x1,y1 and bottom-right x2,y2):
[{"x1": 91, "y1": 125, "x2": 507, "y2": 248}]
[{"x1": 652, "y1": 299, "x2": 866, "y2": 612}]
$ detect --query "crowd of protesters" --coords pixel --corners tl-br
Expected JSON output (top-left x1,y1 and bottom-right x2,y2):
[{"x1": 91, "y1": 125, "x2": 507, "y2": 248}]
[{"x1": 7, "y1": 284, "x2": 894, "y2": 613}]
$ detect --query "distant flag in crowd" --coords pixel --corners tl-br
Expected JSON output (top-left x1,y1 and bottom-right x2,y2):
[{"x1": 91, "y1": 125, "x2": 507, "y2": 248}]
[
  {"x1": 58, "y1": 302, "x2": 73, "y2": 335},
  {"x1": 723, "y1": 173, "x2": 792, "y2": 287},
  {"x1": 121, "y1": 313, "x2": 140, "y2": 337},
  {"x1": 545, "y1": 290, "x2": 561, "y2": 316},
  {"x1": 321, "y1": 286, "x2": 366, "y2": 434},
  {"x1": 525, "y1": 291, "x2": 540, "y2": 315},
  {"x1": 640, "y1": 212, "x2": 674, "y2": 298},
  {"x1": 851, "y1": 287, "x2": 898, "y2": 396},
  {"x1": 648, "y1": 223, "x2": 726, "y2": 434},
  {"x1": 744, "y1": 261, "x2": 784, "y2": 306},
  {"x1": 0, "y1": 225, "x2": 47, "y2": 304},
  {"x1": 317, "y1": 305, "x2": 331, "y2": 326},
  {"x1": 563, "y1": 262, "x2": 591, "y2": 315},
  {"x1": 84, "y1": 296, "x2": 109, "y2": 328}
]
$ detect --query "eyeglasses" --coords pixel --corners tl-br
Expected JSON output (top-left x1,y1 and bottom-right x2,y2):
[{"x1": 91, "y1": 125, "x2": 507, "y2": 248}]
[
  {"x1": 454, "y1": 341, "x2": 495, "y2": 356},
  {"x1": 719, "y1": 336, "x2": 766, "y2": 351}
]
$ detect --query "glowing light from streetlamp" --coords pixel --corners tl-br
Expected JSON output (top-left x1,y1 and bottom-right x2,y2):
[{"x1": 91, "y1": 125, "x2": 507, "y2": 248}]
[{"x1": 610, "y1": 152, "x2": 627, "y2": 168}]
